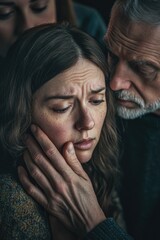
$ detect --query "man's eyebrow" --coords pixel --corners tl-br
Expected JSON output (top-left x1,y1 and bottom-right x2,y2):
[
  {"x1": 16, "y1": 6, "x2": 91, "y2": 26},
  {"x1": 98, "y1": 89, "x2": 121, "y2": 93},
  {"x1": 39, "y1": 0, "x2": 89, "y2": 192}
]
[
  {"x1": 0, "y1": 0, "x2": 39, "y2": 6},
  {"x1": 130, "y1": 60, "x2": 160, "y2": 70}
]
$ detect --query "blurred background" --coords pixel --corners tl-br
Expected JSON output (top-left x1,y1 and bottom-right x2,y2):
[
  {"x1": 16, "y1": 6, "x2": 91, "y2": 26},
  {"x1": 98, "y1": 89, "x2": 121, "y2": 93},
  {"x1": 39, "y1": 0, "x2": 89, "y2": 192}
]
[{"x1": 74, "y1": 0, "x2": 116, "y2": 24}]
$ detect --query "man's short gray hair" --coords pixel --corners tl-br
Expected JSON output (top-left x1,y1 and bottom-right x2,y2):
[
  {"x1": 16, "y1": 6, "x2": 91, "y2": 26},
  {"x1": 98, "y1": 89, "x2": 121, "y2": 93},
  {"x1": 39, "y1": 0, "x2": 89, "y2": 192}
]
[{"x1": 112, "y1": 0, "x2": 160, "y2": 25}]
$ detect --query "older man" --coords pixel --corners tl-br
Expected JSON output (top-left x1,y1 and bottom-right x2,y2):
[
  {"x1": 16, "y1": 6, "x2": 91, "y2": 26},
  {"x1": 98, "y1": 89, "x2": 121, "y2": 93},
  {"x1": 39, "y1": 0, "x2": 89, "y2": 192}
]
[
  {"x1": 105, "y1": 0, "x2": 160, "y2": 239},
  {"x1": 18, "y1": 0, "x2": 160, "y2": 239}
]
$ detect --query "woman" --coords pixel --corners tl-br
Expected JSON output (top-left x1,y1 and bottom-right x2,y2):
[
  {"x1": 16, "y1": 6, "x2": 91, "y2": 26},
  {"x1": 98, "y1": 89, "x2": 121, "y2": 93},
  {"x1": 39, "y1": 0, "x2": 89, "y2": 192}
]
[
  {"x1": 0, "y1": 23, "x2": 124, "y2": 239},
  {"x1": 0, "y1": 0, "x2": 106, "y2": 59}
]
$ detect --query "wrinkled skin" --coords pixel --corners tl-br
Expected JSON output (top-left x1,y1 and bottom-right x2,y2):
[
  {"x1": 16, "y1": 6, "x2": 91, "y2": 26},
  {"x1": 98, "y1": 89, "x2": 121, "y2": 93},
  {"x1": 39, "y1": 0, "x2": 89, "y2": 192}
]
[
  {"x1": 105, "y1": 9, "x2": 160, "y2": 119},
  {"x1": 19, "y1": 127, "x2": 106, "y2": 237},
  {"x1": 19, "y1": 59, "x2": 107, "y2": 237},
  {"x1": 18, "y1": 3, "x2": 160, "y2": 238},
  {"x1": 32, "y1": 59, "x2": 107, "y2": 164}
]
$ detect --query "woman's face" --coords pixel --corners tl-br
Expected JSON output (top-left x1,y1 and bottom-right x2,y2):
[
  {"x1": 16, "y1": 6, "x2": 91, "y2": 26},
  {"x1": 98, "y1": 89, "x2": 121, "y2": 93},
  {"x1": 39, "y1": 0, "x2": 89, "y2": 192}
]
[
  {"x1": 0, "y1": 0, "x2": 56, "y2": 57},
  {"x1": 32, "y1": 59, "x2": 107, "y2": 164}
]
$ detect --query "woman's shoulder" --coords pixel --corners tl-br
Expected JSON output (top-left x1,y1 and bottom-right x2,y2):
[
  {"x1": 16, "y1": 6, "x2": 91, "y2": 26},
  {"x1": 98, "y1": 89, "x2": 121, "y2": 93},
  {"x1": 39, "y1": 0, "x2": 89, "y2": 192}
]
[
  {"x1": 0, "y1": 172, "x2": 51, "y2": 239},
  {"x1": 0, "y1": 171, "x2": 28, "y2": 205},
  {"x1": 0, "y1": 172, "x2": 20, "y2": 201}
]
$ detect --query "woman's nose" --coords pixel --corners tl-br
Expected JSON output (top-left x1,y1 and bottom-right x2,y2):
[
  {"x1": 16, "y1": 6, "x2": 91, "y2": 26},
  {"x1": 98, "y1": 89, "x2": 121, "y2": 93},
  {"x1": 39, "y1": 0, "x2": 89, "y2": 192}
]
[{"x1": 75, "y1": 108, "x2": 95, "y2": 131}]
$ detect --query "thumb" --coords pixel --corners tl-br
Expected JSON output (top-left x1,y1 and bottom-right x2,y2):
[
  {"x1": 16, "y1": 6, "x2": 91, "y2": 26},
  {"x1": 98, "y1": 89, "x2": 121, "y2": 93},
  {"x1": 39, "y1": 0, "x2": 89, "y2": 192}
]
[{"x1": 63, "y1": 142, "x2": 88, "y2": 179}]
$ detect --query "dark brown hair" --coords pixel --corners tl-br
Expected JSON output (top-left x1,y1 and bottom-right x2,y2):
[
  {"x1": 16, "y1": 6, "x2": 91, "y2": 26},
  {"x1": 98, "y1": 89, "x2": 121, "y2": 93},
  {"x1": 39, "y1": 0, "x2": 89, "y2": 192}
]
[
  {"x1": 56, "y1": 0, "x2": 76, "y2": 25},
  {"x1": 0, "y1": 23, "x2": 118, "y2": 215}
]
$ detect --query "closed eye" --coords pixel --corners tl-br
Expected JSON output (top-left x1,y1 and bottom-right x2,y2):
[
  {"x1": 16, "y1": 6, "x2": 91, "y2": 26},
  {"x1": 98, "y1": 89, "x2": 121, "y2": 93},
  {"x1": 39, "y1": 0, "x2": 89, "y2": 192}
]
[
  {"x1": 31, "y1": 5, "x2": 47, "y2": 13},
  {"x1": 90, "y1": 99, "x2": 105, "y2": 105},
  {"x1": 0, "y1": 10, "x2": 15, "y2": 20},
  {"x1": 52, "y1": 106, "x2": 70, "y2": 113},
  {"x1": 129, "y1": 61, "x2": 159, "y2": 81}
]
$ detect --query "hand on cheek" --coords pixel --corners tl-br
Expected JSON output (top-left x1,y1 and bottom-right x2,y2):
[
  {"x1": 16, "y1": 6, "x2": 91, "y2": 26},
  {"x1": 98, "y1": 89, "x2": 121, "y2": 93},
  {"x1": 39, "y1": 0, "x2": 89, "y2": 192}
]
[{"x1": 18, "y1": 125, "x2": 106, "y2": 235}]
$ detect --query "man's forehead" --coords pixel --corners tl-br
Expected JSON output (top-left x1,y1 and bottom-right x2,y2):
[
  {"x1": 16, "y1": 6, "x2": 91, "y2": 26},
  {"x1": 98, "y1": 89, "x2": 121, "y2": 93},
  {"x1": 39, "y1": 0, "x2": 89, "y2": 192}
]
[
  {"x1": 106, "y1": 16, "x2": 160, "y2": 51},
  {"x1": 105, "y1": 16, "x2": 160, "y2": 67},
  {"x1": 108, "y1": 8, "x2": 160, "y2": 41}
]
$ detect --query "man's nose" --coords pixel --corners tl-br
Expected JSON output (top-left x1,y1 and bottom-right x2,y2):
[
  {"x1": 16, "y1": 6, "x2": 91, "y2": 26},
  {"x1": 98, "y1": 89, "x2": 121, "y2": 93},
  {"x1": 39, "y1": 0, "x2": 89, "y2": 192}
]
[
  {"x1": 75, "y1": 108, "x2": 95, "y2": 131},
  {"x1": 109, "y1": 60, "x2": 132, "y2": 91}
]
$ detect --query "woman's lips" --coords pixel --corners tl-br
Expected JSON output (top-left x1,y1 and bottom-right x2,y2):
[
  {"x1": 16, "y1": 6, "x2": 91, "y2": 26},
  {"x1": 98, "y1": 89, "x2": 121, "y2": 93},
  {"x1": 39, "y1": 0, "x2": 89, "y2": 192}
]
[{"x1": 74, "y1": 139, "x2": 95, "y2": 150}]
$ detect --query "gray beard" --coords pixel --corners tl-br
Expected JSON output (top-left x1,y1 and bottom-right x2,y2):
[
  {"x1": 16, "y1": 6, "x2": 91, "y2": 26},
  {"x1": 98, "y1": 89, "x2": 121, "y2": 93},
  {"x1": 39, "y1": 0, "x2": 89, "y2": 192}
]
[{"x1": 115, "y1": 90, "x2": 160, "y2": 119}]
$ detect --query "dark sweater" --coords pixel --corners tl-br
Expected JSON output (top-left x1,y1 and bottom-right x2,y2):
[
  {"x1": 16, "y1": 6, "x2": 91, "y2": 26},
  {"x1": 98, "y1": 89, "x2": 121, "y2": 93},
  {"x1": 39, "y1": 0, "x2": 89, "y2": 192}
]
[
  {"x1": 117, "y1": 114, "x2": 160, "y2": 240},
  {"x1": 86, "y1": 113, "x2": 160, "y2": 240},
  {"x1": 84, "y1": 218, "x2": 133, "y2": 240},
  {"x1": 0, "y1": 171, "x2": 51, "y2": 240},
  {"x1": 0, "y1": 170, "x2": 132, "y2": 240}
]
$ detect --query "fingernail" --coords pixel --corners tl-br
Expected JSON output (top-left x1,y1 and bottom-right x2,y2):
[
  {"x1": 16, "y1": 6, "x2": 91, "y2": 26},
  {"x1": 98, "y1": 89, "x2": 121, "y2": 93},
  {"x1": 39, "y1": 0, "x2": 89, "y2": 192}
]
[
  {"x1": 31, "y1": 124, "x2": 37, "y2": 133},
  {"x1": 67, "y1": 142, "x2": 75, "y2": 154}
]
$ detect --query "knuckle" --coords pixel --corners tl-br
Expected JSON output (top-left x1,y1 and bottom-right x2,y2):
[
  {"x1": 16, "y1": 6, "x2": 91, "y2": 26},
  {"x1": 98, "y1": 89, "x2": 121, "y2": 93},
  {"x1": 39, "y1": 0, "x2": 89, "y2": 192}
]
[
  {"x1": 46, "y1": 187, "x2": 55, "y2": 199},
  {"x1": 56, "y1": 181, "x2": 66, "y2": 195},
  {"x1": 30, "y1": 168, "x2": 40, "y2": 179},
  {"x1": 47, "y1": 197, "x2": 60, "y2": 214},
  {"x1": 63, "y1": 171, "x2": 77, "y2": 184},
  {"x1": 65, "y1": 174, "x2": 74, "y2": 185},
  {"x1": 46, "y1": 147, "x2": 56, "y2": 158},
  {"x1": 33, "y1": 152, "x2": 43, "y2": 163},
  {"x1": 53, "y1": 194, "x2": 61, "y2": 204},
  {"x1": 26, "y1": 185, "x2": 35, "y2": 196},
  {"x1": 62, "y1": 169, "x2": 74, "y2": 182}
]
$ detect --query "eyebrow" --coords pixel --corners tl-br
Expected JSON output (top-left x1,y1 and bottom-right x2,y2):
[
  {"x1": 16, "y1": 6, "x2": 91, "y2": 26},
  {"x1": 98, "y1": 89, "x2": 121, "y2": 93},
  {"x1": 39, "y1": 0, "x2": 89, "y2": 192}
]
[
  {"x1": 129, "y1": 59, "x2": 160, "y2": 71},
  {"x1": 0, "y1": 2, "x2": 14, "y2": 6},
  {"x1": 0, "y1": 0, "x2": 38, "y2": 6},
  {"x1": 44, "y1": 87, "x2": 106, "y2": 102},
  {"x1": 105, "y1": 42, "x2": 160, "y2": 70}
]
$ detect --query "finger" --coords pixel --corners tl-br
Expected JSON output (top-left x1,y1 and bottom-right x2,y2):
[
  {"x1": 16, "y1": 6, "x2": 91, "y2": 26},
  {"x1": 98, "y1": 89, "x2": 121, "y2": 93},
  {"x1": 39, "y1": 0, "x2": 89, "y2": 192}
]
[
  {"x1": 18, "y1": 165, "x2": 72, "y2": 217},
  {"x1": 18, "y1": 165, "x2": 49, "y2": 209},
  {"x1": 29, "y1": 125, "x2": 73, "y2": 175},
  {"x1": 24, "y1": 149, "x2": 73, "y2": 197},
  {"x1": 24, "y1": 150, "x2": 60, "y2": 196},
  {"x1": 62, "y1": 142, "x2": 88, "y2": 180}
]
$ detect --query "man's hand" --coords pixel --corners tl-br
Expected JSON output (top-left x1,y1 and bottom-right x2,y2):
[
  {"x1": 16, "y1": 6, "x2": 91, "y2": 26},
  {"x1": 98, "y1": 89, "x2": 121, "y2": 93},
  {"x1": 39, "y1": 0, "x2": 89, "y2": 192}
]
[{"x1": 18, "y1": 125, "x2": 106, "y2": 236}]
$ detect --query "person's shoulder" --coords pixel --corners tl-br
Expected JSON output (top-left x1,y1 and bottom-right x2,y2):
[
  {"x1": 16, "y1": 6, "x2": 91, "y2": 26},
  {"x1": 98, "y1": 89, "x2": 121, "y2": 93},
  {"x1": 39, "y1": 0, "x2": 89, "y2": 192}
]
[
  {"x1": 0, "y1": 172, "x2": 51, "y2": 239},
  {"x1": 0, "y1": 172, "x2": 32, "y2": 219},
  {"x1": 0, "y1": 172, "x2": 19, "y2": 200}
]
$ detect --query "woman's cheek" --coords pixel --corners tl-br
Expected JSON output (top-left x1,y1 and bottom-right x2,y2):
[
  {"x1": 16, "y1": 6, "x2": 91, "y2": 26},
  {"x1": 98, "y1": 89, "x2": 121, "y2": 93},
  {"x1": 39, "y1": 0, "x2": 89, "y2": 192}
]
[
  {"x1": 42, "y1": 120, "x2": 70, "y2": 150},
  {"x1": 33, "y1": 110, "x2": 68, "y2": 145}
]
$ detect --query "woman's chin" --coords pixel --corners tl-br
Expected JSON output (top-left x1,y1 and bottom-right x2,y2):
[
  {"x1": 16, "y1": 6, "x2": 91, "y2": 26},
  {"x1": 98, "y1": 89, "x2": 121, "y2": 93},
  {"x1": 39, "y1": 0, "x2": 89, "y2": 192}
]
[{"x1": 75, "y1": 151, "x2": 93, "y2": 164}]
